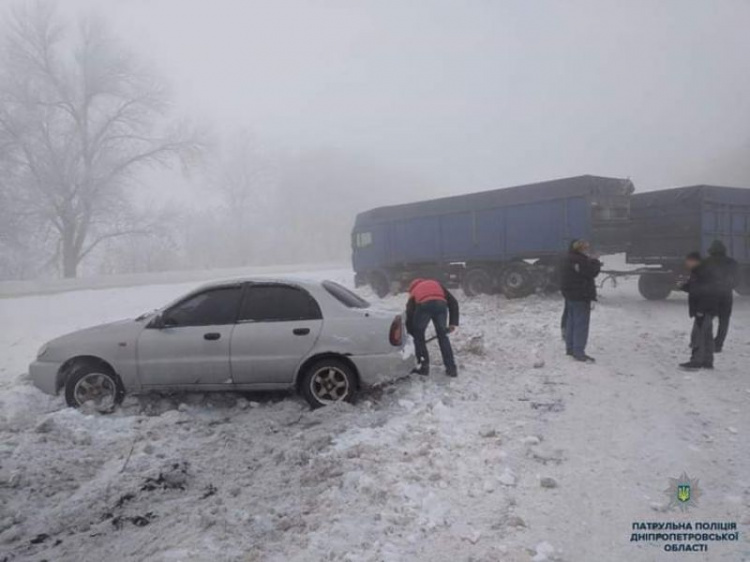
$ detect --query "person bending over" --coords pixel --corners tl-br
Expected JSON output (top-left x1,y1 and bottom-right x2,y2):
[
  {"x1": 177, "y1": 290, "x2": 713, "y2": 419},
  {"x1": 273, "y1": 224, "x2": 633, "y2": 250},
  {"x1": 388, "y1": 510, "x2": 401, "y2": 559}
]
[{"x1": 405, "y1": 278, "x2": 459, "y2": 377}]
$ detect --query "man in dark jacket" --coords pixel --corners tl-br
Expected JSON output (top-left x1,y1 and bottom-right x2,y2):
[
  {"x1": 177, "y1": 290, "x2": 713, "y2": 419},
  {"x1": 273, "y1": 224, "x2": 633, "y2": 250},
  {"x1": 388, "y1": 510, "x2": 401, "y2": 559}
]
[
  {"x1": 405, "y1": 278, "x2": 459, "y2": 377},
  {"x1": 679, "y1": 252, "x2": 719, "y2": 370},
  {"x1": 560, "y1": 239, "x2": 602, "y2": 363},
  {"x1": 703, "y1": 240, "x2": 738, "y2": 352}
]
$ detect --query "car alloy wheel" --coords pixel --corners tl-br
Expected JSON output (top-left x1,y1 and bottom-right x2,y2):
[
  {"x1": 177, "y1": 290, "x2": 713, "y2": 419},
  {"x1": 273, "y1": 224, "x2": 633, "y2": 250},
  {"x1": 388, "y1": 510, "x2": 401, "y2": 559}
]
[
  {"x1": 310, "y1": 366, "x2": 350, "y2": 403},
  {"x1": 73, "y1": 372, "x2": 118, "y2": 411}
]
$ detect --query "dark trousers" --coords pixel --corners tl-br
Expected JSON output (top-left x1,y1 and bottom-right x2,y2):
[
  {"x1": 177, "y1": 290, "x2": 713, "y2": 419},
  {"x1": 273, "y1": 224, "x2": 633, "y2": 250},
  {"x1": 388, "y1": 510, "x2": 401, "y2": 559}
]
[
  {"x1": 413, "y1": 300, "x2": 456, "y2": 371},
  {"x1": 560, "y1": 300, "x2": 569, "y2": 338},
  {"x1": 564, "y1": 300, "x2": 591, "y2": 357},
  {"x1": 690, "y1": 313, "x2": 715, "y2": 366},
  {"x1": 715, "y1": 294, "x2": 733, "y2": 350}
]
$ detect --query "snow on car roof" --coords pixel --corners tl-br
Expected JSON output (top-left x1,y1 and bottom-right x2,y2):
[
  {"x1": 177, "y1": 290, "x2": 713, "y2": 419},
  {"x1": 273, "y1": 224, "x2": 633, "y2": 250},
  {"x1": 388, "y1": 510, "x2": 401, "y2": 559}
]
[{"x1": 192, "y1": 275, "x2": 327, "y2": 290}]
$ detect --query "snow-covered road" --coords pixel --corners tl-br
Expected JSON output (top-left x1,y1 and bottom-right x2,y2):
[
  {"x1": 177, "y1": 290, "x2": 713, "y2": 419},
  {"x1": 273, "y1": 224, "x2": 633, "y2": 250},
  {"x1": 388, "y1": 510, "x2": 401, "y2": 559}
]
[{"x1": 1, "y1": 272, "x2": 748, "y2": 561}]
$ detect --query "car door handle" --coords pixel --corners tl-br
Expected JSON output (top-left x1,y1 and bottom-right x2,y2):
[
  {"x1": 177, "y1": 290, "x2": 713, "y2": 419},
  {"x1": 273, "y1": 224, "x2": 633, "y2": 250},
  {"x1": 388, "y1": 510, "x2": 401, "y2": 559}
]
[
  {"x1": 204, "y1": 332, "x2": 221, "y2": 341},
  {"x1": 293, "y1": 328, "x2": 310, "y2": 336}
]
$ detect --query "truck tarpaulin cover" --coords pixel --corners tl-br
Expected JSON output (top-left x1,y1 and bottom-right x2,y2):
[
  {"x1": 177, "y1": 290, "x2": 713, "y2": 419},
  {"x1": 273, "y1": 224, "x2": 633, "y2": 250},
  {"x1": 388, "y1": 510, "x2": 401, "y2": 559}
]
[
  {"x1": 356, "y1": 175, "x2": 634, "y2": 225},
  {"x1": 632, "y1": 185, "x2": 750, "y2": 209},
  {"x1": 629, "y1": 184, "x2": 750, "y2": 265}
]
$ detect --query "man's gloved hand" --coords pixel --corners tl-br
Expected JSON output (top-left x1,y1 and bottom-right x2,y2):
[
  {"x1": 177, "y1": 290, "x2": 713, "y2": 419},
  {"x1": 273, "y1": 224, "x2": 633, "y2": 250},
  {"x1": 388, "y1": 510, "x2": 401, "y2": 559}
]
[{"x1": 448, "y1": 325, "x2": 457, "y2": 334}]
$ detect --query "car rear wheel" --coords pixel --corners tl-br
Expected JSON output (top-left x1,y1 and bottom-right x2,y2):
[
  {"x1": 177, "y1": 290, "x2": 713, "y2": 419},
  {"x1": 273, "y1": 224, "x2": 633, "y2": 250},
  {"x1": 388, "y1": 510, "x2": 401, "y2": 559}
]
[
  {"x1": 65, "y1": 363, "x2": 124, "y2": 413},
  {"x1": 300, "y1": 359, "x2": 357, "y2": 409}
]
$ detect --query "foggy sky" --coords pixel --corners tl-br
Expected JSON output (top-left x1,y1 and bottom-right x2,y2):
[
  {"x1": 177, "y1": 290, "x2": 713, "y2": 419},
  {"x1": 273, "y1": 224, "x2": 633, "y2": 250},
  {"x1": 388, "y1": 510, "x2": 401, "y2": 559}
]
[{"x1": 48, "y1": 0, "x2": 750, "y2": 196}]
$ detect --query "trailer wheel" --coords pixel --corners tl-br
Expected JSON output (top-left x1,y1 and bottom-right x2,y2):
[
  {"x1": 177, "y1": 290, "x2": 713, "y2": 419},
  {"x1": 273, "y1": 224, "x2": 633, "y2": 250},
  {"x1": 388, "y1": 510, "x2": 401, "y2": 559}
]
[
  {"x1": 462, "y1": 268, "x2": 493, "y2": 297},
  {"x1": 369, "y1": 271, "x2": 390, "y2": 298},
  {"x1": 638, "y1": 273, "x2": 673, "y2": 300},
  {"x1": 501, "y1": 263, "x2": 535, "y2": 299}
]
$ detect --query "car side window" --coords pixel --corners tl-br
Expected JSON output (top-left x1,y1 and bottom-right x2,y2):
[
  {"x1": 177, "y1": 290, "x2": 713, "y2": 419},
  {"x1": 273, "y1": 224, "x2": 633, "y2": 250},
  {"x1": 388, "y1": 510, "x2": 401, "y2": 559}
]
[
  {"x1": 164, "y1": 287, "x2": 243, "y2": 327},
  {"x1": 239, "y1": 284, "x2": 322, "y2": 322}
]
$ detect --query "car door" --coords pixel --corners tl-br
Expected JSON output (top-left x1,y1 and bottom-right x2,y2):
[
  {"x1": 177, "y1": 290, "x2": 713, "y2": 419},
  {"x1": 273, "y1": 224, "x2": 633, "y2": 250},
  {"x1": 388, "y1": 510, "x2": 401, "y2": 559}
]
[
  {"x1": 231, "y1": 283, "x2": 323, "y2": 385},
  {"x1": 137, "y1": 285, "x2": 243, "y2": 387}
]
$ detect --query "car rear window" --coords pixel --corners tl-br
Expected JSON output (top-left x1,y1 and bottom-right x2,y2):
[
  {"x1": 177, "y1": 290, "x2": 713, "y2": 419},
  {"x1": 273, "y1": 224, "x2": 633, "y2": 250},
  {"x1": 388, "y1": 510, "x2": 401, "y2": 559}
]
[{"x1": 322, "y1": 280, "x2": 370, "y2": 309}]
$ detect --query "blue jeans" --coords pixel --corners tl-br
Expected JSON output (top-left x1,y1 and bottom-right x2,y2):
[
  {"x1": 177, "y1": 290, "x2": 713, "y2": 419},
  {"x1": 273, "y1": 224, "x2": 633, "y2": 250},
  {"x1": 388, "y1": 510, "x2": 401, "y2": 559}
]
[
  {"x1": 564, "y1": 300, "x2": 591, "y2": 357},
  {"x1": 413, "y1": 300, "x2": 456, "y2": 371}
]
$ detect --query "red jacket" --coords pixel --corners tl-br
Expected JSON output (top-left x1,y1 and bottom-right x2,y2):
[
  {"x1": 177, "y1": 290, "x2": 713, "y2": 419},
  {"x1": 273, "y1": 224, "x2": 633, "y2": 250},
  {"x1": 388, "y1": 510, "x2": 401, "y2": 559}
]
[
  {"x1": 408, "y1": 279, "x2": 446, "y2": 304},
  {"x1": 405, "y1": 279, "x2": 460, "y2": 335}
]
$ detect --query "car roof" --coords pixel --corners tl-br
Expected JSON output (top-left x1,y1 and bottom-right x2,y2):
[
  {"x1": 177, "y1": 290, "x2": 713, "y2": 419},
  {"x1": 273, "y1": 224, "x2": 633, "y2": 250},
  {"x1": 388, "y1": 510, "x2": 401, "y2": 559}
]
[{"x1": 193, "y1": 275, "x2": 325, "y2": 291}]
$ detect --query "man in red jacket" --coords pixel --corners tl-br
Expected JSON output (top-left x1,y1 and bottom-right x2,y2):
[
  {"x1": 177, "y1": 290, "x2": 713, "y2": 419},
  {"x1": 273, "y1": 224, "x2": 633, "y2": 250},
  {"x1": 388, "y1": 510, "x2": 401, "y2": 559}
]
[{"x1": 405, "y1": 278, "x2": 459, "y2": 377}]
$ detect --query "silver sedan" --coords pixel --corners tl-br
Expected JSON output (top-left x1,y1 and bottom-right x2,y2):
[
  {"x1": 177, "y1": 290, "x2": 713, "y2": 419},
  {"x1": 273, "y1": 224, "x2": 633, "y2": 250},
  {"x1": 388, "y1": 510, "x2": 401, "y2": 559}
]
[{"x1": 29, "y1": 278, "x2": 411, "y2": 410}]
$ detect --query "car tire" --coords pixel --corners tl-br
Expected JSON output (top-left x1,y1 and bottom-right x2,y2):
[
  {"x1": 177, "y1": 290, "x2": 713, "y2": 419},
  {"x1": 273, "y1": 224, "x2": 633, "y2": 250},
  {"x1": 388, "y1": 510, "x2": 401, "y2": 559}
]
[
  {"x1": 64, "y1": 362, "x2": 125, "y2": 413},
  {"x1": 300, "y1": 358, "x2": 357, "y2": 409}
]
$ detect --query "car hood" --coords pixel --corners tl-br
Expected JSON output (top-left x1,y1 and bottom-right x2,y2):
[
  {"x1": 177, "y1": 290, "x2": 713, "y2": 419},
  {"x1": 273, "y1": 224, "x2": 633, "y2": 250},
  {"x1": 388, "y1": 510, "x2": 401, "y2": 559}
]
[{"x1": 47, "y1": 318, "x2": 147, "y2": 348}]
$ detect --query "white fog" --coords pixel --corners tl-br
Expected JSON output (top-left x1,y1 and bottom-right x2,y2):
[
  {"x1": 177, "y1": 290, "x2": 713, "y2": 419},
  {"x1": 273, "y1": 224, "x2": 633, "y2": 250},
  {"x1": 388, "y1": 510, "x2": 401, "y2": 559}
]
[{"x1": 1, "y1": 2, "x2": 749, "y2": 562}]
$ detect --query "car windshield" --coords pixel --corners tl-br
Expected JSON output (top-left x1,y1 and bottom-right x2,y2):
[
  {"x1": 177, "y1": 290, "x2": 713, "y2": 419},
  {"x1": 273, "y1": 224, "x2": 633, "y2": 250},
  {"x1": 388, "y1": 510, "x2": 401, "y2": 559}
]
[{"x1": 322, "y1": 280, "x2": 370, "y2": 309}]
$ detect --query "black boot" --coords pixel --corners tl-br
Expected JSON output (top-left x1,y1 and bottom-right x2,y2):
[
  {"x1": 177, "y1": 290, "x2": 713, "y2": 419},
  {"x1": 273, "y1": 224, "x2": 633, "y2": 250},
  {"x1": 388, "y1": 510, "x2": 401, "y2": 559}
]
[
  {"x1": 573, "y1": 354, "x2": 595, "y2": 363},
  {"x1": 445, "y1": 367, "x2": 458, "y2": 378},
  {"x1": 679, "y1": 361, "x2": 702, "y2": 370},
  {"x1": 411, "y1": 365, "x2": 429, "y2": 376}
]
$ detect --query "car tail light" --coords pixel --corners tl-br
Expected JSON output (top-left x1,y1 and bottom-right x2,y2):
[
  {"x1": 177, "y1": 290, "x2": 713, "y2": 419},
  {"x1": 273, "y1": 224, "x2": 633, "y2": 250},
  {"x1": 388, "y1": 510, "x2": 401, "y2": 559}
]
[{"x1": 389, "y1": 315, "x2": 403, "y2": 346}]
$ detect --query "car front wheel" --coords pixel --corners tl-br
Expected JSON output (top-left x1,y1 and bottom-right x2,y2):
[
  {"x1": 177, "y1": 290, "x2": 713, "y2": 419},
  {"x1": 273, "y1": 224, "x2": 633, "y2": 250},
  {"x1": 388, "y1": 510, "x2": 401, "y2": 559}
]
[
  {"x1": 64, "y1": 363, "x2": 125, "y2": 413},
  {"x1": 300, "y1": 359, "x2": 357, "y2": 409}
]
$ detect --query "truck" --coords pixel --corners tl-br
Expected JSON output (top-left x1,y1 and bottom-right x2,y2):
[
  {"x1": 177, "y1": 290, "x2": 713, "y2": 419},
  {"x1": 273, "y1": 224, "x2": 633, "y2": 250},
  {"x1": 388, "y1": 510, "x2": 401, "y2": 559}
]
[
  {"x1": 352, "y1": 175, "x2": 634, "y2": 298},
  {"x1": 627, "y1": 185, "x2": 750, "y2": 300}
]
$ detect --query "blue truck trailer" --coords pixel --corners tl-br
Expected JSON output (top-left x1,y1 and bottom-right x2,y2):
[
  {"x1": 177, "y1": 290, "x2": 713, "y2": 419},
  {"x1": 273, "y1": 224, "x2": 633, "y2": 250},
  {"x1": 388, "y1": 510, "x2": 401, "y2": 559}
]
[
  {"x1": 626, "y1": 185, "x2": 750, "y2": 299},
  {"x1": 352, "y1": 175, "x2": 634, "y2": 297}
]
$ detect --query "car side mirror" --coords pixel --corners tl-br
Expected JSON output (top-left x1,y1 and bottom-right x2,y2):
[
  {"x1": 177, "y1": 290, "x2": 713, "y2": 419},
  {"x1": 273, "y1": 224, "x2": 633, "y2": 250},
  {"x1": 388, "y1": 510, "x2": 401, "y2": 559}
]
[
  {"x1": 149, "y1": 313, "x2": 177, "y2": 329},
  {"x1": 148, "y1": 313, "x2": 165, "y2": 329},
  {"x1": 161, "y1": 313, "x2": 179, "y2": 328}
]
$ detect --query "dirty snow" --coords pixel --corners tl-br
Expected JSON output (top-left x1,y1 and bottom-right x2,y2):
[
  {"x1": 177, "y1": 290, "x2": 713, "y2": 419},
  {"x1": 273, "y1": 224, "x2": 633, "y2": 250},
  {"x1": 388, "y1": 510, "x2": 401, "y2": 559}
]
[{"x1": 1, "y1": 267, "x2": 749, "y2": 561}]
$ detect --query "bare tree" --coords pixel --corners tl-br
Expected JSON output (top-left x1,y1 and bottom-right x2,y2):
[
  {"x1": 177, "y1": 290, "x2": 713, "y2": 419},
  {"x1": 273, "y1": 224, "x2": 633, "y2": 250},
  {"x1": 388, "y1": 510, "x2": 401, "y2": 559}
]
[
  {"x1": 0, "y1": 3, "x2": 199, "y2": 277},
  {"x1": 208, "y1": 131, "x2": 278, "y2": 266}
]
